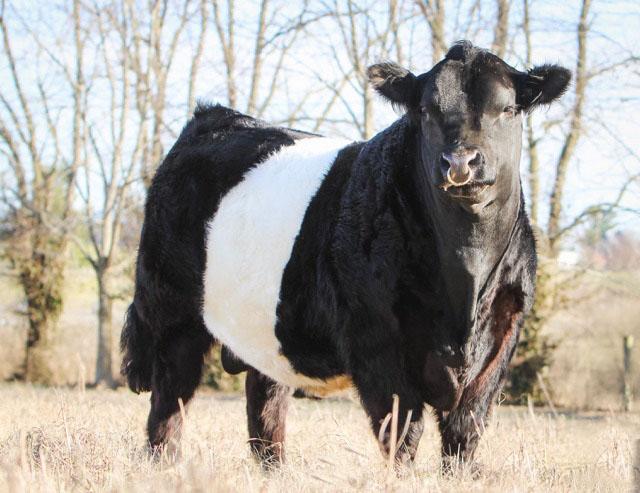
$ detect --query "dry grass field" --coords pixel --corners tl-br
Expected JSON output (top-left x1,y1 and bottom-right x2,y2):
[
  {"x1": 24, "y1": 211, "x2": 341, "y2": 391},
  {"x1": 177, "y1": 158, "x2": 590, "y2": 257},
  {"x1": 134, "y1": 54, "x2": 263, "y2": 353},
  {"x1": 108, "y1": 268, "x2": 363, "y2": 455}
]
[
  {"x1": 0, "y1": 384, "x2": 637, "y2": 492},
  {"x1": 1, "y1": 264, "x2": 639, "y2": 491}
]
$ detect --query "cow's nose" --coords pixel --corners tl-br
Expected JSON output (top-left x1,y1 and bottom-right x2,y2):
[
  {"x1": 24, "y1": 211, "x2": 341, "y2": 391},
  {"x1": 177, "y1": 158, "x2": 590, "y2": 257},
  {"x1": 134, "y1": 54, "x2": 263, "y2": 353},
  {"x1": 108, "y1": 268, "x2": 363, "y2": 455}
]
[{"x1": 441, "y1": 149, "x2": 479, "y2": 186}]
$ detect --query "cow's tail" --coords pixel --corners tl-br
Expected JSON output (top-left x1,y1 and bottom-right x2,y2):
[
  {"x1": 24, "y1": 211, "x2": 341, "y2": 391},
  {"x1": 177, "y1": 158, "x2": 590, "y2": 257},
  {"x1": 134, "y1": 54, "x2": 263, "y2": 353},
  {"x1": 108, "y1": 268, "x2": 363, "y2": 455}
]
[{"x1": 120, "y1": 303, "x2": 153, "y2": 393}]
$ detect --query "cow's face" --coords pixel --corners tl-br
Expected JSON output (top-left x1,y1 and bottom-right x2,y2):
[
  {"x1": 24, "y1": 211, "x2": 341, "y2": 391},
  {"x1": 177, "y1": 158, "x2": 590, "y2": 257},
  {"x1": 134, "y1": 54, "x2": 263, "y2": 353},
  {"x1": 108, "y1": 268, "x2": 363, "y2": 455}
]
[{"x1": 368, "y1": 41, "x2": 571, "y2": 211}]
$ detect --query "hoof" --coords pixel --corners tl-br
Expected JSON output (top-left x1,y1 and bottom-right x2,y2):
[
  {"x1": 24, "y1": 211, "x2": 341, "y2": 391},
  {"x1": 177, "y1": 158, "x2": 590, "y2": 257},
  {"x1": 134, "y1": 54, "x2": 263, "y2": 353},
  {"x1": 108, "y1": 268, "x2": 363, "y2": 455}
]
[
  {"x1": 441, "y1": 456, "x2": 484, "y2": 478},
  {"x1": 147, "y1": 440, "x2": 181, "y2": 464},
  {"x1": 249, "y1": 440, "x2": 285, "y2": 470}
]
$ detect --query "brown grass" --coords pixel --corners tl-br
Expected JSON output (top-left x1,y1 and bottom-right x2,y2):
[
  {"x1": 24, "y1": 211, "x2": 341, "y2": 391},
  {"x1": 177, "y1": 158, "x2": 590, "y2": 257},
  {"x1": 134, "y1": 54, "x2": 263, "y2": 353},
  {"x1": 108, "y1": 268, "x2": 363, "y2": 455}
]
[{"x1": 0, "y1": 384, "x2": 637, "y2": 492}]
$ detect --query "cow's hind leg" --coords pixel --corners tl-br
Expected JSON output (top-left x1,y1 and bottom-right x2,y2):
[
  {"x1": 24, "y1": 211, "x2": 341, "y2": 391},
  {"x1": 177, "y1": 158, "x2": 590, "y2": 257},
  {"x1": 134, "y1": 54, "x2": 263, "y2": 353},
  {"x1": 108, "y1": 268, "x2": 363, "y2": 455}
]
[
  {"x1": 245, "y1": 368, "x2": 289, "y2": 466},
  {"x1": 147, "y1": 325, "x2": 213, "y2": 456}
]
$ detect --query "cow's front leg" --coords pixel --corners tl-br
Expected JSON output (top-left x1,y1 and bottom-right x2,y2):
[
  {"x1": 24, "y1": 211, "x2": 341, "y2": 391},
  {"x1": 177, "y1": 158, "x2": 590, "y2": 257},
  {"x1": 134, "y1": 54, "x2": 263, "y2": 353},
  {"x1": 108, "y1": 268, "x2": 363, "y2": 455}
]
[
  {"x1": 436, "y1": 397, "x2": 490, "y2": 474},
  {"x1": 349, "y1": 345, "x2": 425, "y2": 467},
  {"x1": 245, "y1": 368, "x2": 289, "y2": 467},
  {"x1": 437, "y1": 360, "x2": 511, "y2": 474},
  {"x1": 438, "y1": 288, "x2": 523, "y2": 474},
  {"x1": 362, "y1": 390, "x2": 425, "y2": 468}
]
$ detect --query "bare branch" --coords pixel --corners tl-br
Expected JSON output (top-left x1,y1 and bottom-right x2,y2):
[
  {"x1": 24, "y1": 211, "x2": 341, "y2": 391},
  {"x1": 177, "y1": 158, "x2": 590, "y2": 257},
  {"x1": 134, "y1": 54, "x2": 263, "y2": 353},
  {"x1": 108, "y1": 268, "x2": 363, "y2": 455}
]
[
  {"x1": 414, "y1": 0, "x2": 446, "y2": 64},
  {"x1": 212, "y1": 0, "x2": 237, "y2": 108},
  {"x1": 552, "y1": 173, "x2": 640, "y2": 241},
  {"x1": 188, "y1": 0, "x2": 209, "y2": 115}
]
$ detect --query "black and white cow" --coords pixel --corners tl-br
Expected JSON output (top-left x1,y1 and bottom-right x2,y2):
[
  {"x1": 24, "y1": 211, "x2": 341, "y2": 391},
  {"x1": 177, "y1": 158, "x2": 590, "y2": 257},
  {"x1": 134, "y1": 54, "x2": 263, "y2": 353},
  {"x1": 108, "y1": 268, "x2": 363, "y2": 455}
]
[{"x1": 121, "y1": 41, "x2": 571, "y2": 469}]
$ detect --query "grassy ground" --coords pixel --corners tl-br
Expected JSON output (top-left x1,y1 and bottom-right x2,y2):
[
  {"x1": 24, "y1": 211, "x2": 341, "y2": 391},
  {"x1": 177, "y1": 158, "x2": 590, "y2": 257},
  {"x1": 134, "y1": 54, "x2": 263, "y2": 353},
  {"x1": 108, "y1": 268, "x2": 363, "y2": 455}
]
[{"x1": 0, "y1": 384, "x2": 637, "y2": 492}]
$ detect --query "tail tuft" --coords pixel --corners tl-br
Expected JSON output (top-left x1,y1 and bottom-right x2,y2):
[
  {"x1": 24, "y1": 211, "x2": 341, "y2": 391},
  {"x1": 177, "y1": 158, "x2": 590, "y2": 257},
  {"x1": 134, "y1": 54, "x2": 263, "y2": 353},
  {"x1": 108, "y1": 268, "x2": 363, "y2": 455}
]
[{"x1": 120, "y1": 304, "x2": 153, "y2": 393}]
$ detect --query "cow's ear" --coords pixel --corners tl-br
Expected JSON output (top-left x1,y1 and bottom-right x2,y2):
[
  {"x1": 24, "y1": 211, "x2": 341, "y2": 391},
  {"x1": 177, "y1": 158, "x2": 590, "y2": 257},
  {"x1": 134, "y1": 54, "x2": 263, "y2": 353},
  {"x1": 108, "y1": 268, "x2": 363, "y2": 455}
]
[
  {"x1": 518, "y1": 64, "x2": 572, "y2": 111},
  {"x1": 367, "y1": 62, "x2": 418, "y2": 109}
]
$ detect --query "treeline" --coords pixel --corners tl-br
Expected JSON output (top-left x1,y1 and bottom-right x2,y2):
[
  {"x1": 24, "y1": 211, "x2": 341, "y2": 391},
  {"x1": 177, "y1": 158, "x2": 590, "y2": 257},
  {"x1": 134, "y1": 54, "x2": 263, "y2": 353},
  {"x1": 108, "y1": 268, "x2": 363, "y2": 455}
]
[{"x1": 0, "y1": 0, "x2": 638, "y2": 398}]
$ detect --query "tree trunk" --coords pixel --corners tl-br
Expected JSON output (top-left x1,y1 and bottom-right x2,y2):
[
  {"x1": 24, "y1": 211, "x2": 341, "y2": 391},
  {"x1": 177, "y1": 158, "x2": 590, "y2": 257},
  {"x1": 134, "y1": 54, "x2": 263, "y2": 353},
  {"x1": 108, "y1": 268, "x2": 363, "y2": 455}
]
[
  {"x1": 433, "y1": 0, "x2": 445, "y2": 64},
  {"x1": 23, "y1": 312, "x2": 58, "y2": 384},
  {"x1": 213, "y1": 0, "x2": 237, "y2": 109},
  {"x1": 526, "y1": 115, "x2": 541, "y2": 227},
  {"x1": 94, "y1": 263, "x2": 116, "y2": 388},
  {"x1": 247, "y1": 0, "x2": 268, "y2": 115},
  {"x1": 547, "y1": 0, "x2": 591, "y2": 256},
  {"x1": 415, "y1": 0, "x2": 446, "y2": 65},
  {"x1": 492, "y1": 0, "x2": 510, "y2": 58},
  {"x1": 187, "y1": 0, "x2": 209, "y2": 115},
  {"x1": 17, "y1": 226, "x2": 65, "y2": 384}
]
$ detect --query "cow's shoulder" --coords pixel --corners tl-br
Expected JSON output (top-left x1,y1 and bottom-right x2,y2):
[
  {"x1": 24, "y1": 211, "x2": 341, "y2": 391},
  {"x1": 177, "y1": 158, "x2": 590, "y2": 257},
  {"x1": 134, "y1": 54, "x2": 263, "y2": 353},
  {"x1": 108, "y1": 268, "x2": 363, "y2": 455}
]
[{"x1": 483, "y1": 204, "x2": 537, "y2": 318}]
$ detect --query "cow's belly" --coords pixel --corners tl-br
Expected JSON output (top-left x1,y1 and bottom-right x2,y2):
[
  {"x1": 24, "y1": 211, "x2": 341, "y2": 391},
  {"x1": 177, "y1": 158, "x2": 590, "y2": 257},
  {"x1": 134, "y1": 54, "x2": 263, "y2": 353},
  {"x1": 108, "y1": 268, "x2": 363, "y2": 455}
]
[{"x1": 202, "y1": 137, "x2": 351, "y2": 391}]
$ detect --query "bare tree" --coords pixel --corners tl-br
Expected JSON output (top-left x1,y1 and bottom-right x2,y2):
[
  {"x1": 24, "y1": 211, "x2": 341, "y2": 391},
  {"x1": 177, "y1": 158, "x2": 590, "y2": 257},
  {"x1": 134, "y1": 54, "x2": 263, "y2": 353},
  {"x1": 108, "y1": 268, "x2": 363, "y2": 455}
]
[
  {"x1": 0, "y1": 0, "x2": 85, "y2": 382},
  {"x1": 513, "y1": 0, "x2": 640, "y2": 402},
  {"x1": 491, "y1": 0, "x2": 509, "y2": 58},
  {"x1": 524, "y1": 0, "x2": 637, "y2": 247},
  {"x1": 73, "y1": 0, "x2": 138, "y2": 387},
  {"x1": 337, "y1": 0, "x2": 375, "y2": 138},
  {"x1": 546, "y1": 0, "x2": 591, "y2": 255},
  {"x1": 321, "y1": 0, "x2": 405, "y2": 139},
  {"x1": 212, "y1": 0, "x2": 321, "y2": 121},
  {"x1": 389, "y1": 0, "x2": 404, "y2": 66},
  {"x1": 75, "y1": 0, "x2": 213, "y2": 386},
  {"x1": 414, "y1": 0, "x2": 445, "y2": 64},
  {"x1": 188, "y1": 0, "x2": 210, "y2": 115},
  {"x1": 124, "y1": 0, "x2": 198, "y2": 188},
  {"x1": 212, "y1": 0, "x2": 237, "y2": 108},
  {"x1": 511, "y1": 0, "x2": 591, "y2": 403},
  {"x1": 246, "y1": 0, "x2": 269, "y2": 115}
]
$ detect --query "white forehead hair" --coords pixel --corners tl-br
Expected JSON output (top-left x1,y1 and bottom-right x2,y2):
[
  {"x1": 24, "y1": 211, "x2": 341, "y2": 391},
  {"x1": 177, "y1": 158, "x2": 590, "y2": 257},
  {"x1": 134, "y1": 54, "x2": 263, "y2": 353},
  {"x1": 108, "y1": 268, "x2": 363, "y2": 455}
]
[{"x1": 434, "y1": 61, "x2": 466, "y2": 113}]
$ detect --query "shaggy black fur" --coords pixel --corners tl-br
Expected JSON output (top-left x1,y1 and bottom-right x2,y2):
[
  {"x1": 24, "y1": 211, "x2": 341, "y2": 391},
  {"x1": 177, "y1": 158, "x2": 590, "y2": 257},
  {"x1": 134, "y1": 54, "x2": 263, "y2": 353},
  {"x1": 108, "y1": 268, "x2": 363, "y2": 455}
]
[
  {"x1": 122, "y1": 41, "x2": 571, "y2": 470},
  {"x1": 120, "y1": 104, "x2": 314, "y2": 445},
  {"x1": 221, "y1": 345, "x2": 250, "y2": 375}
]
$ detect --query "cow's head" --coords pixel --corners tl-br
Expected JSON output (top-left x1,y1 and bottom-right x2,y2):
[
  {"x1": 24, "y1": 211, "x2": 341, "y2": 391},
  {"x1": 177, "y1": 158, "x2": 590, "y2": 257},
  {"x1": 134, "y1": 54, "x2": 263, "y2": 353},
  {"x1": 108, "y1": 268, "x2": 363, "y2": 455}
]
[{"x1": 368, "y1": 41, "x2": 571, "y2": 212}]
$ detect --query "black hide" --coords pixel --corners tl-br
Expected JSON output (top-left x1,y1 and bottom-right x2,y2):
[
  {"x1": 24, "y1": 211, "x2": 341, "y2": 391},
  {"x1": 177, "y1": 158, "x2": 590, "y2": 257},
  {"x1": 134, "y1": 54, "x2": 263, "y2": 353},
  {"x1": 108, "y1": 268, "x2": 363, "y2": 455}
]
[{"x1": 122, "y1": 41, "x2": 571, "y2": 468}]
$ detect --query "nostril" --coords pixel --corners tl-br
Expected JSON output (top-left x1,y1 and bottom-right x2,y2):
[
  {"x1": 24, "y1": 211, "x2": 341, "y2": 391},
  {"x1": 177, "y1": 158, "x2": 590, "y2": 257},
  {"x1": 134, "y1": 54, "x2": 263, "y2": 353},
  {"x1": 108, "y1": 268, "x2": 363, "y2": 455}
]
[
  {"x1": 467, "y1": 150, "x2": 481, "y2": 167},
  {"x1": 442, "y1": 150, "x2": 480, "y2": 167}
]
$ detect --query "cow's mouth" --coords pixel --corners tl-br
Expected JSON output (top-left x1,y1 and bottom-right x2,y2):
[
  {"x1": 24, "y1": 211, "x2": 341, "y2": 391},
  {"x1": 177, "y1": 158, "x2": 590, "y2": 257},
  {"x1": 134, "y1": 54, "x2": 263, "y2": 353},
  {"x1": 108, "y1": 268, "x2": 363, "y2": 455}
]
[
  {"x1": 447, "y1": 182, "x2": 490, "y2": 197},
  {"x1": 440, "y1": 178, "x2": 495, "y2": 201}
]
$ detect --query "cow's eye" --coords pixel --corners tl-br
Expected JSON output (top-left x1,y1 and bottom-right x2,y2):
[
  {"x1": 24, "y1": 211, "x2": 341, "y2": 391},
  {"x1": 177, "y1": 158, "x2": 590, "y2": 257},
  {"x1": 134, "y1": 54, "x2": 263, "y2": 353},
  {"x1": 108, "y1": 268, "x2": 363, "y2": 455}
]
[{"x1": 503, "y1": 105, "x2": 518, "y2": 117}]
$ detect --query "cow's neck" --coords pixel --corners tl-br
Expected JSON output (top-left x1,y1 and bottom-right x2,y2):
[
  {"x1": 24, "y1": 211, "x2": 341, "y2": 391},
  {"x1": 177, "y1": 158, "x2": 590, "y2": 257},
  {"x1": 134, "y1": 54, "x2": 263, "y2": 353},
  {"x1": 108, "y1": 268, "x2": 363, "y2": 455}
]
[
  {"x1": 405, "y1": 127, "x2": 522, "y2": 349},
  {"x1": 430, "y1": 186, "x2": 520, "y2": 344}
]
